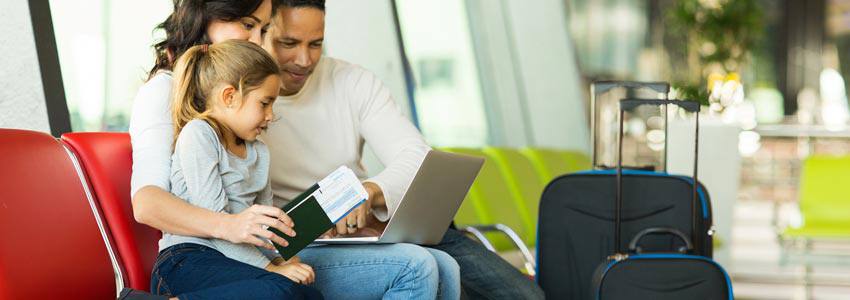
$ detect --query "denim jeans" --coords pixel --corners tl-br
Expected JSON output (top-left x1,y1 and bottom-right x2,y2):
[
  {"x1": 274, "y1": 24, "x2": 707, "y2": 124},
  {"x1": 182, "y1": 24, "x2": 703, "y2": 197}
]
[
  {"x1": 427, "y1": 228, "x2": 545, "y2": 300},
  {"x1": 150, "y1": 243, "x2": 322, "y2": 300},
  {"x1": 298, "y1": 243, "x2": 460, "y2": 299}
]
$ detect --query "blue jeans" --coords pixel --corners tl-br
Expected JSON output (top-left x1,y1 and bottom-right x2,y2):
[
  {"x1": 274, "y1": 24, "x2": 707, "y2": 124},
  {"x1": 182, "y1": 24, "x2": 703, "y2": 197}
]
[
  {"x1": 150, "y1": 243, "x2": 322, "y2": 300},
  {"x1": 428, "y1": 228, "x2": 544, "y2": 299},
  {"x1": 298, "y1": 243, "x2": 460, "y2": 299}
]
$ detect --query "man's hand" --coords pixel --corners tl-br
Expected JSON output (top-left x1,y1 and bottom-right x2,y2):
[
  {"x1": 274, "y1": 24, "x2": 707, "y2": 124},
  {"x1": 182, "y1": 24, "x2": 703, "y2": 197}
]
[
  {"x1": 214, "y1": 205, "x2": 296, "y2": 250},
  {"x1": 266, "y1": 256, "x2": 315, "y2": 285},
  {"x1": 333, "y1": 182, "x2": 386, "y2": 236}
]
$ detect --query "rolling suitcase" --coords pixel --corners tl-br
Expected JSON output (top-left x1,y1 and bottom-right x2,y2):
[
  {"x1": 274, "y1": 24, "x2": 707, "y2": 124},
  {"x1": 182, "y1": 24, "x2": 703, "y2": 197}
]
[
  {"x1": 591, "y1": 99, "x2": 733, "y2": 300},
  {"x1": 537, "y1": 99, "x2": 716, "y2": 299}
]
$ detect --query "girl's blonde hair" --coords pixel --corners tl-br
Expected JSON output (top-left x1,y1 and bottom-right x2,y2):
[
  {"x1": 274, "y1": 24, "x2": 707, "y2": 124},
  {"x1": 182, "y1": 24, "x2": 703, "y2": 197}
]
[{"x1": 171, "y1": 39, "x2": 279, "y2": 142}]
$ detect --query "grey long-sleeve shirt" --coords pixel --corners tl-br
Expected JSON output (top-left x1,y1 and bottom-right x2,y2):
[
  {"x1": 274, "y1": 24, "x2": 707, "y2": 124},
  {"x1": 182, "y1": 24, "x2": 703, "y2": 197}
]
[{"x1": 158, "y1": 119, "x2": 277, "y2": 268}]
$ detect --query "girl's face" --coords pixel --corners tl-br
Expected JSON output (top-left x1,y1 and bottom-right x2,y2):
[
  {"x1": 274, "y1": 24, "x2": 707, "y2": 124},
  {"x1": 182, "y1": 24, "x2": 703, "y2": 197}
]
[
  {"x1": 219, "y1": 75, "x2": 281, "y2": 143},
  {"x1": 206, "y1": 0, "x2": 273, "y2": 45}
]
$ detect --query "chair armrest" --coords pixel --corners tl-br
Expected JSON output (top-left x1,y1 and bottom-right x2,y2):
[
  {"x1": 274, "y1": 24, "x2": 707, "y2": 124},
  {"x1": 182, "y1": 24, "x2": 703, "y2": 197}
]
[{"x1": 459, "y1": 224, "x2": 536, "y2": 276}]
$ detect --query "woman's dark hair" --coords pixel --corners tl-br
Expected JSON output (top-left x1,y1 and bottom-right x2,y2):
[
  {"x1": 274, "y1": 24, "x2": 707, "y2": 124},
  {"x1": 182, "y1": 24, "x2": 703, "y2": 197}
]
[{"x1": 148, "y1": 0, "x2": 269, "y2": 79}]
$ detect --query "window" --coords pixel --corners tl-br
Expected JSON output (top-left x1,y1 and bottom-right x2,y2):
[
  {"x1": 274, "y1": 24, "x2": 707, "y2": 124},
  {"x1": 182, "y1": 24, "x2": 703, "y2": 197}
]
[
  {"x1": 395, "y1": 0, "x2": 490, "y2": 147},
  {"x1": 49, "y1": 0, "x2": 171, "y2": 132}
]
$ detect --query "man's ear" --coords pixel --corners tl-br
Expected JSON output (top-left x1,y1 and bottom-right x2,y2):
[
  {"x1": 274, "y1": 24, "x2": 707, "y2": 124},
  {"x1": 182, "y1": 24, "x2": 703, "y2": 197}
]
[{"x1": 219, "y1": 85, "x2": 238, "y2": 109}]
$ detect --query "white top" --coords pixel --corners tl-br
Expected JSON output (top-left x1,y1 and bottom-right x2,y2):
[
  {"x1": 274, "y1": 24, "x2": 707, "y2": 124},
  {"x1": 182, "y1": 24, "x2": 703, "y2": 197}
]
[
  {"x1": 129, "y1": 72, "x2": 174, "y2": 195},
  {"x1": 262, "y1": 57, "x2": 430, "y2": 221},
  {"x1": 128, "y1": 57, "x2": 429, "y2": 222}
]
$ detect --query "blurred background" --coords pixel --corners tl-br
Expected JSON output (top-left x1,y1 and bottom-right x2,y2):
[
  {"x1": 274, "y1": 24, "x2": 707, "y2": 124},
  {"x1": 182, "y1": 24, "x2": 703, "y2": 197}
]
[{"x1": 42, "y1": 0, "x2": 850, "y2": 298}]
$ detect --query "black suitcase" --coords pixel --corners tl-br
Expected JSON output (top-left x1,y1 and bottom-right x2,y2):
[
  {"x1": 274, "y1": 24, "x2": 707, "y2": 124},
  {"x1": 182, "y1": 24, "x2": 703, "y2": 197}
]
[
  {"x1": 537, "y1": 99, "x2": 720, "y2": 299},
  {"x1": 592, "y1": 99, "x2": 732, "y2": 299},
  {"x1": 591, "y1": 229, "x2": 733, "y2": 299}
]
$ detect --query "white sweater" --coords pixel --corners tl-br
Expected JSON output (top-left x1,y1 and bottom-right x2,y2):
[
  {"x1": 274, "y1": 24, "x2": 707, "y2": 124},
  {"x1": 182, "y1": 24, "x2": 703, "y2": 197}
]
[
  {"x1": 129, "y1": 57, "x2": 430, "y2": 222},
  {"x1": 262, "y1": 57, "x2": 430, "y2": 221}
]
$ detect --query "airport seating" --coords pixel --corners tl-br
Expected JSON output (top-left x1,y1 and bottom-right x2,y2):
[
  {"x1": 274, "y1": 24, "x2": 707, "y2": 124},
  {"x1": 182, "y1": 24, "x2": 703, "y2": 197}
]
[
  {"x1": 483, "y1": 147, "x2": 544, "y2": 245},
  {"x1": 783, "y1": 155, "x2": 850, "y2": 240},
  {"x1": 441, "y1": 148, "x2": 530, "y2": 252},
  {"x1": 781, "y1": 155, "x2": 850, "y2": 257},
  {"x1": 521, "y1": 148, "x2": 592, "y2": 184},
  {"x1": 0, "y1": 129, "x2": 120, "y2": 299},
  {"x1": 441, "y1": 147, "x2": 591, "y2": 274},
  {"x1": 779, "y1": 155, "x2": 850, "y2": 292},
  {"x1": 447, "y1": 147, "x2": 591, "y2": 248},
  {"x1": 0, "y1": 126, "x2": 590, "y2": 293},
  {"x1": 62, "y1": 132, "x2": 160, "y2": 291}
]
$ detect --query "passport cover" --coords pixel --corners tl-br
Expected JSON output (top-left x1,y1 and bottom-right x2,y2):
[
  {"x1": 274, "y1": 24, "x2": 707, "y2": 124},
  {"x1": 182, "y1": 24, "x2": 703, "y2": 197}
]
[{"x1": 268, "y1": 184, "x2": 334, "y2": 260}]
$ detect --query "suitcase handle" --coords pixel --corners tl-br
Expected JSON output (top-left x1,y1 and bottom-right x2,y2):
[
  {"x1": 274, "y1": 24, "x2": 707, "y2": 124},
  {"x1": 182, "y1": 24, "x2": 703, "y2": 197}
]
[
  {"x1": 615, "y1": 99, "x2": 701, "y2": 254},
  {"x1": 628, "y1": 227, "x2": 693, "y2": 254}
]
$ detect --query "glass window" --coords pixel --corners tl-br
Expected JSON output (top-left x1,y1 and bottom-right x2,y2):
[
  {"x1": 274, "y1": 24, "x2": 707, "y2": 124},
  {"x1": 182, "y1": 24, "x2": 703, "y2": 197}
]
[
  {"x1": 395, "y1": 0, "x2": 490, "y2": 147},
  {"x1": 49, "y1": 0, "x2": 172, "y2": 132},
  {"x1": 566, "y1": 0, "x2": 649, "y2": 79}
]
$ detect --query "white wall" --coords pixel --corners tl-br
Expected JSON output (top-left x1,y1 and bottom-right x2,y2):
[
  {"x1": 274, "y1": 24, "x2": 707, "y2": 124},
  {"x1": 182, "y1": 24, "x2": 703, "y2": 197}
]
[
  {"x1": 324, "y1": 0, "x2": 411, "y2": 118},
  {"x1": 0, "y1": 1, "x2": 51, "y2": 133},
  {"x1": 502, "y1": 0, "x2": 589, "y2": 151},
  {"x1": 466, "y1": 0, "x2": 531, "y2": 147},
  {"x1": 467, "y1": 0, "x2": 590, "y2": 152}
]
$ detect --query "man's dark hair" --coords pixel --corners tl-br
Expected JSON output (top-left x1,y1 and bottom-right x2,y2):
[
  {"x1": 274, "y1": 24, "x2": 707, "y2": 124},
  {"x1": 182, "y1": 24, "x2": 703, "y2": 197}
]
[{"x1": 279, "y1": 0, "x2": 325, "y2": 11}]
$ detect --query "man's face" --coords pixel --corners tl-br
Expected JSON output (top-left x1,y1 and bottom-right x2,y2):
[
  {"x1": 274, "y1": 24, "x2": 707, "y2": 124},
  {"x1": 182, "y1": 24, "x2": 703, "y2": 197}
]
[{"x1": 264, "y1": 7, "x2": 324, "y2": 96}]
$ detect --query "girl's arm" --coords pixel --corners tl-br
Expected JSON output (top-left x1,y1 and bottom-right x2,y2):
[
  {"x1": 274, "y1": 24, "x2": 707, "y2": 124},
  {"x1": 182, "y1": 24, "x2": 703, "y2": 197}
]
[{"x1": 129, "y1": 75, "x2": 292, "y2": 246}]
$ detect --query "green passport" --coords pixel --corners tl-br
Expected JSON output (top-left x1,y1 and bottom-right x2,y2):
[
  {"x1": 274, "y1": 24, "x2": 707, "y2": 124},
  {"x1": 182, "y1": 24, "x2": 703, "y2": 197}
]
[{"x1": 268, "y1": 184, "x2": 334, "y2": 260}]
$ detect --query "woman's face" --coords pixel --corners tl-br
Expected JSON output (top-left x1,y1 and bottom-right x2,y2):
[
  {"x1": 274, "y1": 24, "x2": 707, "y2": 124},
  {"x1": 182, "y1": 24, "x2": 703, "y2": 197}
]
[{"x1": 206, "y1": 0, "x2": 273, "y2": 45}]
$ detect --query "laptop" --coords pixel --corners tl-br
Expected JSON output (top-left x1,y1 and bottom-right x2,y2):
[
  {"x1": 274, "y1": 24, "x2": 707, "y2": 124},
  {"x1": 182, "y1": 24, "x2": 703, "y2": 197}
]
[{"x1": 314, "y1": 150, "x2": 484, "y2": 245}]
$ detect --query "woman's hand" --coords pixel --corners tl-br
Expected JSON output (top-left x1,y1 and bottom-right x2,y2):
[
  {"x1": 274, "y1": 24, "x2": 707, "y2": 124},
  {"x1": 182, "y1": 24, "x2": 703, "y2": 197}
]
[
  {"x1": 266, "y1": 256, "x2": 315, "y2": 285},
  {"x1": 214, "y1": 204, "x2": 296, "y2": 250}
]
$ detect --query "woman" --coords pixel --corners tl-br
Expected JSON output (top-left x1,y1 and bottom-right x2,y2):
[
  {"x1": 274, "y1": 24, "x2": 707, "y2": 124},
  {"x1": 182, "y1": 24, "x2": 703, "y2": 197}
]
[{"x1": 130, "y1": 0, "x2": 447, "y2": 298}]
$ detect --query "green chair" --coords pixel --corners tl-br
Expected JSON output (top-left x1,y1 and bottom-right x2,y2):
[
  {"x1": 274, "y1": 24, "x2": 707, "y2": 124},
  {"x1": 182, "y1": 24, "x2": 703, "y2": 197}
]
[
  {"x1": 439, "y1": 148, "x2": 538, "y2": 275},
  {"x1": 440, "y1": 148, "x2": 530, "y2": 250},
  {"x1": 483, "y1": 147, "x2": 546, "y2": 245},
  {"x1": 783, "y1": 155, "x2": 850, "y2": 239},
  {"x1": 521, "y1": 148, "x2": 592, "y2": 184},
  {"x1": 780, "y1": 155, "x2": 850, "y2": 294}
]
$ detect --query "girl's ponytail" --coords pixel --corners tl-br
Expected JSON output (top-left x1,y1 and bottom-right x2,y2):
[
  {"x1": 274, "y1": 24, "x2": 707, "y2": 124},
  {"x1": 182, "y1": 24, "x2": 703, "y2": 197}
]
[{"x1": 171, "y1": 44, "x2": 219, "y2": 141}]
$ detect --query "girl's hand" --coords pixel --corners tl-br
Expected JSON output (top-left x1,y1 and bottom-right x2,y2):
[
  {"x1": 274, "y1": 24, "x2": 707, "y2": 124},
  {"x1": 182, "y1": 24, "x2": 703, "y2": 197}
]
[
  {"x1": 214, "y1": 204, "x2": 296, "y2": 250},
  {"x1": 266, "y1": 256, "x2": 315, "y2": 285}
]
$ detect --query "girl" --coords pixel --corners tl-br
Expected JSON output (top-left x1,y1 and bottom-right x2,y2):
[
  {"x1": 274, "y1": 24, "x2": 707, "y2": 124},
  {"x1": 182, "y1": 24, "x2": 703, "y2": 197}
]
[{"x1": 151, "y1": 40, "x2": 320, "y2": 299}]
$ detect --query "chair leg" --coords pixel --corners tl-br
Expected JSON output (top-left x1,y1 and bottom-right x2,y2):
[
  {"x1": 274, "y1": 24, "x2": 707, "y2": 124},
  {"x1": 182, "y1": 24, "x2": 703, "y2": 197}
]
[{"x1": 803, "y1": 238, "x2": 813, "y2": 300}]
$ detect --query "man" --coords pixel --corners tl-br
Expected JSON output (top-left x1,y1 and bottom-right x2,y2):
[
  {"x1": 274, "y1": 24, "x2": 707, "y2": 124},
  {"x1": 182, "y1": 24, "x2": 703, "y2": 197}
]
[{"x1": 261, "y1": 1, "x2": 545, "y2": 298}]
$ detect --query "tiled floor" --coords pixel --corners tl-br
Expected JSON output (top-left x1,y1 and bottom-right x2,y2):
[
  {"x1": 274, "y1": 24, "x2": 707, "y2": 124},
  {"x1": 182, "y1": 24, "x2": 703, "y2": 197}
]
[{"x1": 730, "y1": 200, "x2": 850, "y2": 299}]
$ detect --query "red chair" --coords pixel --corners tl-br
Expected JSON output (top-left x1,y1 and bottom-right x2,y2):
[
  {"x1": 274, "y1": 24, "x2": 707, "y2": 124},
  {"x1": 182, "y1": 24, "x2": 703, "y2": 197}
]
[
  {"x1": 0, "y1": 129, "x2": 120, "y2": 299},
  {"x1": 62, "y1": 132, "x2": 161, "y2": 291}
]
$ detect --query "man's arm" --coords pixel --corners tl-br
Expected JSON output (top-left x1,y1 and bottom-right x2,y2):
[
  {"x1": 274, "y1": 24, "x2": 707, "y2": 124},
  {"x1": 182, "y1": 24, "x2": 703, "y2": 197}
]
[{"x1": 350, "y1": 66, "x2": 431, "y2": 221}]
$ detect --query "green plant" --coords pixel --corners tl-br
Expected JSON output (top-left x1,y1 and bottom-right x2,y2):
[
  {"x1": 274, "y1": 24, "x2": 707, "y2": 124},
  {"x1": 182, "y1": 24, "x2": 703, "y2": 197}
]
[{"x1": 666, "y1": 0, "x2": 764, "y2": 105}]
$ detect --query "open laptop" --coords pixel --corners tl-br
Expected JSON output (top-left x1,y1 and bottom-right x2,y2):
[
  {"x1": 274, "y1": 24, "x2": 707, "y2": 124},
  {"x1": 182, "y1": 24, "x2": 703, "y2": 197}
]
[{"x1": 314, "y1": 150, "x2": 484, "y2": 245}]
